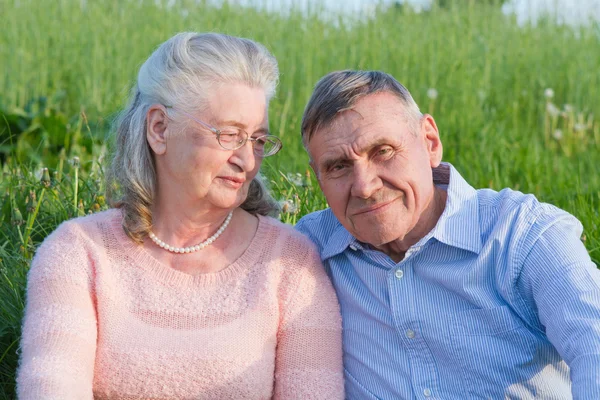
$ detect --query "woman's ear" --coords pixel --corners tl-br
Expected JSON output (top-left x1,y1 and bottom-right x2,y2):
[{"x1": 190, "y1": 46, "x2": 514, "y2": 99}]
[{"x1": 147, "y1": 105, "x2": 169, "y2": 155}]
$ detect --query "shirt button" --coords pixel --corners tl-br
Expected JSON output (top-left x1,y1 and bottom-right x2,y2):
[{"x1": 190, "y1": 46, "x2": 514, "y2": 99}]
[
  {"x1": 406, "y1": 329, "x2": 415, "y2": 339},
  {"x1": 394, "y1": 269, "x2": 404, "y2": 279},
  {"x1": 349, "y1": 245, "x2": 357, "y2": 251},
  {"x1": 423, "y1": 388, "x2": 432, "y2": 397}
]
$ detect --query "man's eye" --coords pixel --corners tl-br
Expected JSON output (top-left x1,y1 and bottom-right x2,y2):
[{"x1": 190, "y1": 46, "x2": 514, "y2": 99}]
[
  {"x1": 376, "y1": 147, "x2": 394, "y2": 158},
  {"x1": 326, "y1": 163, "x2": 349, "y2": 178}
]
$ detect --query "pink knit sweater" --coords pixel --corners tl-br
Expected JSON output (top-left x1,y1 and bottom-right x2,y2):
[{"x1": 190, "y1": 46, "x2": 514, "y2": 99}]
[{"x1": 17, "y1": 209, "x2": 344, "y2": 399}]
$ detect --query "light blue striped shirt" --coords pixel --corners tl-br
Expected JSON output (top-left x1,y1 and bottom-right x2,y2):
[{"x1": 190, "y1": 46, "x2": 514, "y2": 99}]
[{"x1": 296, "y1": 163, "x2": 600, "y2": 400}]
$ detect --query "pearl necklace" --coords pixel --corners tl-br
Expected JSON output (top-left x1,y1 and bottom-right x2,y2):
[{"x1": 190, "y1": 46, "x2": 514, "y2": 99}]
[{"x1": 148, "y1": 211, "x2": 233, "y2": 254}]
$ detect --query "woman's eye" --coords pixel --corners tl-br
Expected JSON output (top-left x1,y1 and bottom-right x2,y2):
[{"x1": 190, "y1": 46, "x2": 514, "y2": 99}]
[{"x1": 219, "y1": 131, "x2": 241, "y2": 143}]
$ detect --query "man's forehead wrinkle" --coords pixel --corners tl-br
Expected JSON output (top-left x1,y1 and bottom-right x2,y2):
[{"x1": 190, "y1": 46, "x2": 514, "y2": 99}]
[{"x1": 331, "y1": 108, "x2": 364, "y2": 131}]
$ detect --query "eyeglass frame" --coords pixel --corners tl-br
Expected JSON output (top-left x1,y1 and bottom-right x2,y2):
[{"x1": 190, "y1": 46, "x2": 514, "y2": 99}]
[{"x1": 164, "y1": 106, "x2": 282, "y2": 157}]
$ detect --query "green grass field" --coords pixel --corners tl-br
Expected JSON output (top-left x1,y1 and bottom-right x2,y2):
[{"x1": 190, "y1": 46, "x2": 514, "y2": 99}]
[{"x1": 1, "y1": 0, "x2": 599, "y2": 396}]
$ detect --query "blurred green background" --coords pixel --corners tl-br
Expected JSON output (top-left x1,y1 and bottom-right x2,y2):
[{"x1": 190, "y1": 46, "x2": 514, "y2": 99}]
[{"x1": 1, "y1": 0, "x2": 599, "y2": 396}]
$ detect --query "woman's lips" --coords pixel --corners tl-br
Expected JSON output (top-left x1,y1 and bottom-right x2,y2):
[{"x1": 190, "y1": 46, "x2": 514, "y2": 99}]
[{"x1": 218, "y1": 176, "x2": 246, "y2": 189}]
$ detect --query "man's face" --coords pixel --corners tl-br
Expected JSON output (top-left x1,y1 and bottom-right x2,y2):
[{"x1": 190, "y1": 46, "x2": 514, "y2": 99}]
[{"x1": 307, "y1": 92, "x2": 443, "y2": 247}]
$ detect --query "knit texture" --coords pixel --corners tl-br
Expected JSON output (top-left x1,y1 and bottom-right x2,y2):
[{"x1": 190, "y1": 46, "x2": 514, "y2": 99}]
[{"x1": 17, "y1": 209, "x2": 344, "y2": 399}]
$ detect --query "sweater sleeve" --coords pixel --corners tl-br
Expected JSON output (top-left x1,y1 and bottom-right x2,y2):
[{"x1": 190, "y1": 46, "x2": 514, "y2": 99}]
[
  {"x1": 273, "y1": 235, "x2": 344, "y2": 400},
  {"x1": 16, "y1": 221, "x2": 97, "y2": 400}
]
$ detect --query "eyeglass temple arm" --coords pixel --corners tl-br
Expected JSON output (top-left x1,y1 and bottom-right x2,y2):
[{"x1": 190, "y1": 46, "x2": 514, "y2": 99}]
[{"x1": 164, "y1": 106, "x2": 218, "y2": 133}]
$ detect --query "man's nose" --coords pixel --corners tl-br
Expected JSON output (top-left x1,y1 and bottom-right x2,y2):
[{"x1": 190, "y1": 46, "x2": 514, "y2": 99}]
[{"x1": 350, "y1": 163, "x2": 382, "y2": 199}]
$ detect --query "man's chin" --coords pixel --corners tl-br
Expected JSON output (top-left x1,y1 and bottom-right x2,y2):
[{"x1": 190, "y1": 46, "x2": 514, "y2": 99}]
[{"x1": 350, "y1": 226, "x2": 405, "y2": 248}]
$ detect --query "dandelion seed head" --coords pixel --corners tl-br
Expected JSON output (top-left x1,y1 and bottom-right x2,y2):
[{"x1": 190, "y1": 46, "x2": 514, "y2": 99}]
[
  {"x1": 286, "y1": 172, "x2": 305, "y2": 187},
  {"x1": 427, "y1": 88, "x2": 438, "y2": 100},
  {"x1": 544, "y1": 88, "x2": 554, "y2": 99},
  {"x1": 41, "y1": 168, "x2": 51, "y2": 188},
  {"x1": 563, "y1": 104, "x2": 574, "y2": 113},
  {"x1": 279, "y1": 199, "x2": 299, "y2": 214},
  {"x1": 546, "y1": 102, "x2": 560, "y2": 117},
  {"x1": 553, "y1": 129, "x2": 563, "y2": 140}
]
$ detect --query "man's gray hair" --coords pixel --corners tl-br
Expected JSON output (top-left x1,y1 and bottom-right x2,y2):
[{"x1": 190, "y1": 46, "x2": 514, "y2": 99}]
[
  {"x1": 107, "y1": 32, "x2": 280, "y2": 243},
  {"x1": 301, "y1": 70, "x2": 422, "y2": 149}
]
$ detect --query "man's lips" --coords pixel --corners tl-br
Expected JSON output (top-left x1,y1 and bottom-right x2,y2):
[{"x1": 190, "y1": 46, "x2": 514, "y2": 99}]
[{"x1": 351, "y1": 198, "x2": 396, "y2": 216}]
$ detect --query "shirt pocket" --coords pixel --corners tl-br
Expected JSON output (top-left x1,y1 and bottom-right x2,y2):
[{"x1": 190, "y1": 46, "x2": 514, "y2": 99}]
[
  {"x1": 448, "y1": 306, "x2": 547, "y2": 399},
  {"x1": 344, "y1": 368, "x2": 381, "y2": 400}
]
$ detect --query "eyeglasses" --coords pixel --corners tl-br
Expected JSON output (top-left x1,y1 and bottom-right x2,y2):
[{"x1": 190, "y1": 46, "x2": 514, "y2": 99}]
[{"x1": 166, "y1": 107, "x2": 282, "y2": 157}]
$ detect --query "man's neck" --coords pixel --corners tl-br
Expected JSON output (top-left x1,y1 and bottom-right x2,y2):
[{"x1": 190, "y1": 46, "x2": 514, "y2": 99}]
[{"x1": 374, "y1": 185, "x2": 448, "y2": 263}]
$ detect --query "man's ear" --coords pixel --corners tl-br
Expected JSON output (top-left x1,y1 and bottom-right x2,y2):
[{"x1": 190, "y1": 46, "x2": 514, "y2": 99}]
[
  {"x1": 147, "y1": 105, "x2": 169, "y2": 155},
  {"x1": 420, "y1": 114, "x2": 443, "y2": 168}
]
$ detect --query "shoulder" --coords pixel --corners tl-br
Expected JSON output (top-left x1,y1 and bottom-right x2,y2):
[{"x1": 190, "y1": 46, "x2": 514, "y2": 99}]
[
  {"x1": 259, "y1": 215, "x2": 320, "y2": 256},
  {"x1": 29, "y1": 209, "x2": 121, "y2": 281},
  {"x1": 478, "y1": 187, "x2": 577, "y2": 229},
  {"x1": 41, "y1": 208, "x2": 120, "y2": 247},
  {"x1": 258, "y1": 215, "x2": 330, "y2": 282},
  {"x1": 295, "y1": 209, "x2": 341, "y2": 251},
  {"x1": 476, "y1": 187, "x2": 583, "y2": 260}
]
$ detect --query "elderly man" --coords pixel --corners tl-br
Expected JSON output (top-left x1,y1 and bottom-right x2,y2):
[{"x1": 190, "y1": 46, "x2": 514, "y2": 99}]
[{"x1": 296, "y1": 70, "x2": 600, "y2": 399}]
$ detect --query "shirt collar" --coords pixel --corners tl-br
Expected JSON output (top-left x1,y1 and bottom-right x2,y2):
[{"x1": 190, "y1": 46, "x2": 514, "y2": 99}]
[
  {"x1": 321, "y1": 219, "x2": 356, "y2": 260},
  {"x1": 320, "y1": 162, "x2": 482, "y2": 261},
  {"x1": 429, "y1": 163, "x2": 482, "y2": 254}
]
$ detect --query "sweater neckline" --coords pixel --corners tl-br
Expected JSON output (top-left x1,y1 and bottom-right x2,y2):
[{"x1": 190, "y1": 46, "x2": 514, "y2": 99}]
[{"x1": 107, "y1": 208, "x2": 270, "y2": 287}]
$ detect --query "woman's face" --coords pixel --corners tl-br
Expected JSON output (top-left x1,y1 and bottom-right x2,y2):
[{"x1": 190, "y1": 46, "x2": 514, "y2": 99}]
[{"x1": 158, "y1": 83, "x2": 268, "y2": 211}]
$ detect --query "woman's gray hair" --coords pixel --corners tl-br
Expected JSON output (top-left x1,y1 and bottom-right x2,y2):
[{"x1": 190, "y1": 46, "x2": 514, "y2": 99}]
[
  {"x1": 301, "y1": 70, "x2": 422, "y2": 150},
  {"x1": 107, "y1": 32, "x2": 280, "y2": 243}
]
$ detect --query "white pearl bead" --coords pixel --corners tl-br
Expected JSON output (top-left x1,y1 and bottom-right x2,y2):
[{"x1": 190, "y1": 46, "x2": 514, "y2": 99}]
[{"x1": 149, "y1": 211, "x2": 233, "y2": 255}]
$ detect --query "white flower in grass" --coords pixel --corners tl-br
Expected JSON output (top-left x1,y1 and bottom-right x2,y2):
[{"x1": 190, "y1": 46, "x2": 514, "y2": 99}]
[
  {"x1": 427, "y1": 88, "x2": 438, "y2": 100},
  {"x1": 544, "y1": 88, "x2": 554, "y2": 99},
  {"x1": 563, "y1": 104, "x2": 574, "y2": 113},
  {"x1": 546, "y1": 102, "x2": 560, "y2": 117},
  {"x1": 279, "y1": 199, "x2": 299, "y2": 214},
  {"x1": 69, "y1": 156, "x2": 81, "y2": 168},
  {"x1": 553, "y1": 129, "x2": 563, "y2": 140},
  {"x1": 574, "y1": 123, "x2": 586, "y2": 132},
  {"x1": 286, "y1": 172, "x2": 304, "y2": 187}
]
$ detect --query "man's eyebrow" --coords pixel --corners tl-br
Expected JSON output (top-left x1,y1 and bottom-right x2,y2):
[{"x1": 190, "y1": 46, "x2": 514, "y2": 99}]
[{"x1": 319, "y1": 137, "x2": 396, "y2": 171}]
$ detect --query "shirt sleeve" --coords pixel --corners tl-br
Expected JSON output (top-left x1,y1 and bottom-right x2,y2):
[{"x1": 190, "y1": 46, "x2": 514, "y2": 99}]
[
  {"x1": 516, "y1": 210, "x2": 600, "y2": 400},
  {"x1": 16, "y1": 221, "x2": 97, "y2": 400},
  {"x1": 273, "y1": 238, "x2": 344, "y2": 399}
]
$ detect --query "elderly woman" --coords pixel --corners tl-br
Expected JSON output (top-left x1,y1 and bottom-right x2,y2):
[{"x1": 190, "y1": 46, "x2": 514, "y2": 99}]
[{"x1": 16, "y1": 33, "x2": 344, "y2": 399}]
